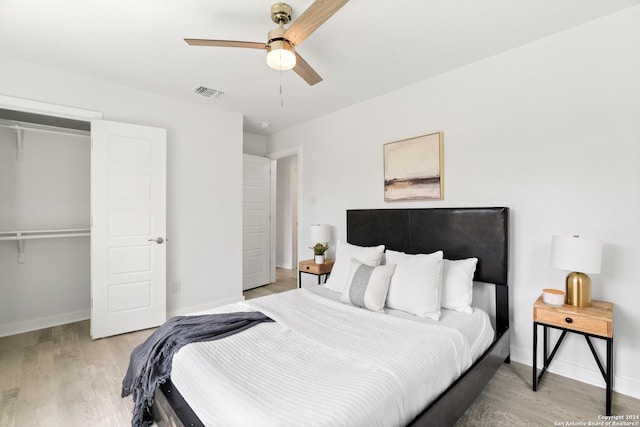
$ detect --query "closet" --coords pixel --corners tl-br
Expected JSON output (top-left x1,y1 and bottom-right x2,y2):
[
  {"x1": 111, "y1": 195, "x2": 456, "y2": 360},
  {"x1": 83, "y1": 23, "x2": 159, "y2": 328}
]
[
  {"x1": 0, "y1": 98, "x2": 167, "y2": 339},
  {"x1": 0, "y1": 108, "x2": 91, "y2": 337}
]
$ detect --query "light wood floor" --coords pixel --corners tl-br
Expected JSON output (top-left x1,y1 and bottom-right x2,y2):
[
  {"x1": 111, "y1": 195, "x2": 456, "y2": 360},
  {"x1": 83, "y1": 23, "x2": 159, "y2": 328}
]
[
  {"x1": 1, "y1": 268, "x2": 638, "y2": 426},
  {"x1": 242, "y1": 266, "x2": 298, "y2": 300}
]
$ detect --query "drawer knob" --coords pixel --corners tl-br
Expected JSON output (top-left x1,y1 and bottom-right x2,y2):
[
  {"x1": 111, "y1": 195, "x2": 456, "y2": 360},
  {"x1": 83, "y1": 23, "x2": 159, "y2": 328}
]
[
  {"x1": 565, "y1": 317, "x2": 573, "y2": 324},
  {"x1": 306, "y1": 266, "x2": 310, "y2": 270}
]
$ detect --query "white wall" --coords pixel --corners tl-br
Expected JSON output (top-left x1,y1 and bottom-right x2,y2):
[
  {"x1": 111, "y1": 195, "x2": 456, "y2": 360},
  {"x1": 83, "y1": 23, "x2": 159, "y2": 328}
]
[
  {"x1": 243, "y1": 132, "x2": 267, "y2": 156},
  {"x1": 0, "y1": 57, "x2": 244, "y2": 335},
  {"x1": 268, "y1": 7, "x2": 640, "y2": 398}
]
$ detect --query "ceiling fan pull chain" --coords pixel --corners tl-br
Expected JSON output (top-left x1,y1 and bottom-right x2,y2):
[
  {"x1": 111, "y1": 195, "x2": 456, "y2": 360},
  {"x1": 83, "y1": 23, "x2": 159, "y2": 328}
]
[{"x1": 280, "y1": 69, "x2": 285, "y2": 107}]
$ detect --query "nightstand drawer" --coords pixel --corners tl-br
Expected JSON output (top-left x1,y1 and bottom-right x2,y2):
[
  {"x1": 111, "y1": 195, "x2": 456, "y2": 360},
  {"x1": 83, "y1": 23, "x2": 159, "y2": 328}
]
[
  {"x1": 535, "y1": 308, "x2": 609, "y2": 337},
  {"x1": 302, "y1": 264, "x2": 324, "y2": 274},
  {"x1": 299, "y1": 259, "x2": 334, "y2": 275}
]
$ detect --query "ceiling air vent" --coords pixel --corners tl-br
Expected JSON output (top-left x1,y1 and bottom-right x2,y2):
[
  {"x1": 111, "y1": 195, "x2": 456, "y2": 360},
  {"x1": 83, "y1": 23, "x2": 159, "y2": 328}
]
[{"x1": 194, "y1": 86, "x2": 224, "y2": 98}]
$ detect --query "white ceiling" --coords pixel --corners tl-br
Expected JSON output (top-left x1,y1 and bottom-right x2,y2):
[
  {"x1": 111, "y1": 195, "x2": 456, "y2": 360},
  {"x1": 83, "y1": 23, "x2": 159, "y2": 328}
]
[{"x1": 1, "y1": 0, "x2": 638, "y2": 135}]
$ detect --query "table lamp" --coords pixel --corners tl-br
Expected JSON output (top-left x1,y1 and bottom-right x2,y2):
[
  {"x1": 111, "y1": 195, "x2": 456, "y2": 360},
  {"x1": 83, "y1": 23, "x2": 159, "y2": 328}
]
[{"x1": 550, "y1": 235, "x2": 603, "y2": 307}]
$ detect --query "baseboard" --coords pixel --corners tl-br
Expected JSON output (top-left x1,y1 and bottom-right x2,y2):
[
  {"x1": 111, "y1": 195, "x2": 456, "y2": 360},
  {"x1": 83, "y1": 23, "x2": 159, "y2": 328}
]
[
  {"x1": 0, "y1": 296, "x2": 248, "y2": 338},
  {"x1": 0, "y1": 309, "x2": 90, "y2": 338},
  {"x1": 511, "y1": 344, "x2": 640, "y2": 400},
  {"x1": 167, "y1": 296, "x2": 245, "y2": 318},
  {"x1": 276, "y1": 262, "x2": 294, "y2": 270}
]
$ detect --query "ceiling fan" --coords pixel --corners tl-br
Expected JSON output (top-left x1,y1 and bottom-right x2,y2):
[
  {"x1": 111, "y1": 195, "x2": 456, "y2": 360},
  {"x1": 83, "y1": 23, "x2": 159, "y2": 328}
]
[{"x1": 184, "y1": 0, "x2": 349, "y2": 86}]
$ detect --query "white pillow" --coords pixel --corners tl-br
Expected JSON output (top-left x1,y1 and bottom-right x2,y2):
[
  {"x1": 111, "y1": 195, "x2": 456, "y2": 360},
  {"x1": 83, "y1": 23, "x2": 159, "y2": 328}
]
[
  {"x1": 385, "y1": 250, "x2": 444, "y2": 320},
  {"x1": 340, "y1": 259, "x2": 395, "y2": 312},
  {"x1": 441, "y1": 258, "x2": 478, "y2": 314},
  {"x1": 324, "y1": 240, "x2": 385, "y2": 293}
]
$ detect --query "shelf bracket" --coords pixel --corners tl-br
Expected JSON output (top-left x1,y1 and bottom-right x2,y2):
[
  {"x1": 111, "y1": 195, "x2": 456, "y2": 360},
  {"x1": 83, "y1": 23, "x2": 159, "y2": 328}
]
[
  {"x1": 15, "y1": 124, "x2": 24, "y2": 161},
  {"x1": 17, "y1": 233, "x2": 26, "y2": 263}
]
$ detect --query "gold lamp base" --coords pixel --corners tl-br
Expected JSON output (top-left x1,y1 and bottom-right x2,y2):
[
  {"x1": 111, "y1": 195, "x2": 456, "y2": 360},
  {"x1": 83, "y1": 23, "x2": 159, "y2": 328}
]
[{"x1": 565, "y1": 272, "x2": 592, "y2": 307}]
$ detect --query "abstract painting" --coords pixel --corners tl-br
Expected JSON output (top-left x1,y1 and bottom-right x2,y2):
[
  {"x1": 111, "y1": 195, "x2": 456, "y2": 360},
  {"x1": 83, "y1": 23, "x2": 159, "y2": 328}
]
[{"x1": 383, "y1": 132, "x2": 443, "y2": 201}]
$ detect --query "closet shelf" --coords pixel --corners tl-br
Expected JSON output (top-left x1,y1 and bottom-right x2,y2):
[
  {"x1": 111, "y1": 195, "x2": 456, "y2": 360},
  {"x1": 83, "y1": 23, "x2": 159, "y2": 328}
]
[
  {"x1": 0, "y1": 228, "x2": 90, "y2": 241},
  {"x1": 0, "y1": 228, "x2": 90, "y2": 264},
  {"x1": 0, "y1": 121, "x2": 90, "y2": 138}
]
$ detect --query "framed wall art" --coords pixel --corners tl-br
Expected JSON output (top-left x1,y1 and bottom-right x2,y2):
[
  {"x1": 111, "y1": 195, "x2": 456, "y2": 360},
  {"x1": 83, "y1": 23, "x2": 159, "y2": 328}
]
[{"x1": 383, "y1": 132, "x2": 443, "y2": 201}]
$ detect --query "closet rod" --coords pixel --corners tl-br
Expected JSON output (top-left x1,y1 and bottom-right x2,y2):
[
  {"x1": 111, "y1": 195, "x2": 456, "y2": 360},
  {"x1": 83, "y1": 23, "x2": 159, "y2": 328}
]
[
  {"x1": 0, "y1": 233, "x2": 90, "y2": 241},
  {"x1": 0, "y1": 229, "x2": 91, "y2": 241},
  {"x1": 0, "y1": 228, "x2": 90, "y2": 263},
  {"x1": 0, "y1": 227, "x2": 90, "y2": 235}
]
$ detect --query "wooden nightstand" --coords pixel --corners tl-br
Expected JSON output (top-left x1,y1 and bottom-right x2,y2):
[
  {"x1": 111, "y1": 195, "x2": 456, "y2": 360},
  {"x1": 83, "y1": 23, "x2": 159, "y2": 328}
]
[
  {"x1": 532, "y1": 295, "x2": 614, "y2": 415},
  {"x1": 298, "y1": 259, "x2": 335, "y2": 288}
]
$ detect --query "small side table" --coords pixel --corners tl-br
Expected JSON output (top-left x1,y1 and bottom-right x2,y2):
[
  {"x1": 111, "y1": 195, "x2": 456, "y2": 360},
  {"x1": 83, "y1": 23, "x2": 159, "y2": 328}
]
[
  {"x1": 298, "y1": 259, "x2": 335, "y2": 288},
  {"x1": 532, "y1": 295, "x2": 614, "y2": 415}
]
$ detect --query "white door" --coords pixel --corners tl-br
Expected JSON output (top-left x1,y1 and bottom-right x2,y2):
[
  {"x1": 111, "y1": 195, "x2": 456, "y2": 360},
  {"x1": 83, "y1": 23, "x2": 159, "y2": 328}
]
[
  {"x1": 90, "y1": 120, "x2": 166, "y2": 339},
  {"x1": 243, "y1": 154, "x2": 272, "y2": 290}
]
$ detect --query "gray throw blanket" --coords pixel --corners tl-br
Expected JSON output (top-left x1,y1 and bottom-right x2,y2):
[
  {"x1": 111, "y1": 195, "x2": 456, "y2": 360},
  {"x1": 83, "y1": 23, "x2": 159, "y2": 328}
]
[{"x1": 121, "y1": 311, "x2": 274, "y2": 427}]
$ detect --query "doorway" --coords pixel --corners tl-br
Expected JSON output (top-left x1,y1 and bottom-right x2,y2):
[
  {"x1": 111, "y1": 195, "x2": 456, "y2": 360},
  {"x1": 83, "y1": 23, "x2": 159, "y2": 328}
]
[{"x1": 271, "y1": 147, "x2": 300, "y2": 278}]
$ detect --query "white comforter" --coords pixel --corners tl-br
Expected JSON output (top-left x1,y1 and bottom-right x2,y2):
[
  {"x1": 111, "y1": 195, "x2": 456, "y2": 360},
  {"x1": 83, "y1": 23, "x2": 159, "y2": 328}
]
[{"x1": 171, "y1": 289, "x2": 472, "y2": 427}]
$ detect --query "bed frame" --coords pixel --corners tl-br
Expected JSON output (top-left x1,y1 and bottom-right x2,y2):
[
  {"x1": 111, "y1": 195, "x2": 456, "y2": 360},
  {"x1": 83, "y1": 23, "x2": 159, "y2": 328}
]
[{"x1": 152, "y1": 207, "x2": 510, "y2": 427}]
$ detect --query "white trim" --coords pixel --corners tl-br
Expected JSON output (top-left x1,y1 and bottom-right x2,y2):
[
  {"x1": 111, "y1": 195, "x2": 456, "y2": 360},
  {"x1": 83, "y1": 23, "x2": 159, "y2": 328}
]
[
  {"x1": 0, "y1": 309, "x2": 90, "y2": 338},
  {"x1": 290, "y1": 166, "x2": 298, "y2": 267},
  {"x1": 268, "y1": 146, "x2": 301, "y2": 160},
  {"x1": 270, "y1": 160, "x2": 278, "y2": 283},
  {"x1": 276, "y1": 262, "x2": 295, "y2": 269},
  {"x1": 0, "y1": 94, "x2": 102, "y2": 121}
]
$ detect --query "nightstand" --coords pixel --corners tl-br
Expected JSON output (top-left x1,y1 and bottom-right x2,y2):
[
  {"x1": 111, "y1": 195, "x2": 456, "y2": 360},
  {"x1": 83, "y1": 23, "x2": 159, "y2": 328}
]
[
  {"x1": 298, "y1": 259, "x2": 335, "y2": 288},
  {"x1": 532, "y1": 295, "x2": 614, "y2": 415}
]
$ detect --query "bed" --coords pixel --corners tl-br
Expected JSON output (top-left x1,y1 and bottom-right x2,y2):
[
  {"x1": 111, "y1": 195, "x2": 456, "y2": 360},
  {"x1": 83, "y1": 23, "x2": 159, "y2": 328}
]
[{"x1": 151, "y1": 207, "x2": 510, "y2": 427}]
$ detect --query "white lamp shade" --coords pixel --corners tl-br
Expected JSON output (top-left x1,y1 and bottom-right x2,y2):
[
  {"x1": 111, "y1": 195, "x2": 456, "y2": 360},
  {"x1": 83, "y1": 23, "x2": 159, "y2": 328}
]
[
  {"x1": 266, "y1": 42, "x2": 296, "y2": 71},
  {"x1": 550, "y1": 235, "x2": 602, "y2": 274},
  {"x1": 309, "y1": 224, "x2": 330, "y2": 244}
]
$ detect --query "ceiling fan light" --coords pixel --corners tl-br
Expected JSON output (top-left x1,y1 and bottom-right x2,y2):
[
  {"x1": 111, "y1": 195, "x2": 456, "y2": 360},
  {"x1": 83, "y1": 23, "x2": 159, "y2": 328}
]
[{"x1": 267, "y1": 40, "x2": 296, "y2": 70}]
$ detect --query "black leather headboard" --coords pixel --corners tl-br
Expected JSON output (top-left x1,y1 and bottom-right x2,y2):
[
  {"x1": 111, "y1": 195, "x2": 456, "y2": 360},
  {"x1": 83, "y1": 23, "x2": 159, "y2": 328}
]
[{"x1": 346, "y1": 207, "x2": 509, "y2": 286}]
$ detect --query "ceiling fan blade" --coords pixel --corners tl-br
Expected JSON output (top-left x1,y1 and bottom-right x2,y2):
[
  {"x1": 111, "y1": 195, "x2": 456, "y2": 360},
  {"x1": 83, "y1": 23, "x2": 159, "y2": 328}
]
[
  {"x1": 293, "y1": 53, "x2": 323, "y2": 86},
  {"x1": 283, "y1": 0, "x2": 349, "y2": 46},
  {"x1": 184, "y1": 39, "x2": 266, "y2": 49}
]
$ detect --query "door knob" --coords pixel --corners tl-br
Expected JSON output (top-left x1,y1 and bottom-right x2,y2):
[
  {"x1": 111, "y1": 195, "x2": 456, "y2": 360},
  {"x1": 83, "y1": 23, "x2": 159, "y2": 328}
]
[{"x1": 148, "y1": 237, "x2": 165, "y2": 244}]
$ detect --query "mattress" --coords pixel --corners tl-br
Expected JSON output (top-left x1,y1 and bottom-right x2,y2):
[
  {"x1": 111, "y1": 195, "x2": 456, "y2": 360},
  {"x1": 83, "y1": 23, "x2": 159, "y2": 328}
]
[
  {"x1": 170, "y1": 288, "x2": 494, "y2": 427},
  {"x1": 307, "y1": 285, "x2": 495, "y2": 361}
]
